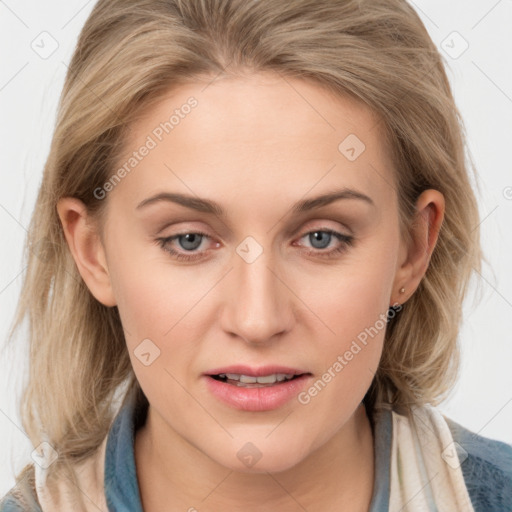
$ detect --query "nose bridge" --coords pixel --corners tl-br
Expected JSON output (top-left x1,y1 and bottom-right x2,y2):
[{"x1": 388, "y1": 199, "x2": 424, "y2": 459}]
[{"x1": 222, "y1": 236, "x2": 292, "y2": 343}]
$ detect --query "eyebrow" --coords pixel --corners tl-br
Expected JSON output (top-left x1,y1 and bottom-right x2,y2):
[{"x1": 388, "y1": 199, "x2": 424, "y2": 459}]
[{"x1": 135, "y1": 187, "x2": 374, "y2": 217}]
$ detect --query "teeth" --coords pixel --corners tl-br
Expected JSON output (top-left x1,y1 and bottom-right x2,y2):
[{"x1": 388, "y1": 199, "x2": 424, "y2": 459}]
[
  {"x1": 252, "y1": 374, "x2": 274, "y2": 384},
  {"x1": 240, "y1": 375, "x2": 258, "y2": 383},
  {"x1": 219, "y1": 373, "x2": 296, "y2": 384}
]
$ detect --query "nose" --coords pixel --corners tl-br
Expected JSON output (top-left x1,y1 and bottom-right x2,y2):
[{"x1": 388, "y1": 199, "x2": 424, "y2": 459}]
[{"x1": 220, "y1": 245, "x2": 294, "y2": 345}]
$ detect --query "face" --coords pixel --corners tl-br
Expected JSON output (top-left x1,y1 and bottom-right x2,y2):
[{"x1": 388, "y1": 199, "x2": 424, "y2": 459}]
[{"x1": 99, "y1": 72, "x2": 403, "y2": 472}]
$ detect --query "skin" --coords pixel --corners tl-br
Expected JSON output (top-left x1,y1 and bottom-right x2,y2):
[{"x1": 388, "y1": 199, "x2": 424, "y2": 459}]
[{"x1": 57, "y1": 71, "x2": 444, "y2": 511}]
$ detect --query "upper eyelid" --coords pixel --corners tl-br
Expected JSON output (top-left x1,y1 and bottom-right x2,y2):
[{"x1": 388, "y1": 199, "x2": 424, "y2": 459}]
[
  {"x1": 157, "y1": 217, "x2": 354, "y2": 238},
  {"x1": 162, "y1": 226, "x2": 352, "y2": 248}
]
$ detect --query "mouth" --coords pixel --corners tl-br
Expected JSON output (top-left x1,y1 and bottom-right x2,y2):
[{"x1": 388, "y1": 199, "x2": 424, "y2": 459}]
[
  {"x1": 203, "y1": 365, "x2": 313, "y2": 411},
  {"x1": 209, "y1": 373, "x2": 305, "y2": 387},
  {"x1": 210, "y1": 373, "x2": 304, "y2": 388},
  {"x1": 204, "y1": 364, "x2": 310, "y2": 386}
]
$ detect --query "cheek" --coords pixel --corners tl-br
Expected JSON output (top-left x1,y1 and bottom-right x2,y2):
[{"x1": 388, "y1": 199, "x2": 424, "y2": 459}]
[
  {"x1": 105, "y1": 222, "x2": 196, "y2": 335},
  {"x1": 107, "y1": 240, "x2": 217, "y2": 395},
  {"x1": 113, "y1": 266, "x2": 202, "y2": 349},
  {"x1": 302, "y1": 244, "x2": 396, "y2": 344},
  {"x1": 297, "y1": 238, "x2": 397, "y2": 397},
  {"x1": 109, "y1": 257, "x2": 205, "y2": 407},
  {"x1": 295, "y1": 285, "x2": 388, "y2": 438}
]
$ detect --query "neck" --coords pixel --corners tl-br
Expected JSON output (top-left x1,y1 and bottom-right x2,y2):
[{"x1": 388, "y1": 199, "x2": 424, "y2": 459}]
[{"x1": 135, "y1": 402, "x2": 374, "y2": 512}]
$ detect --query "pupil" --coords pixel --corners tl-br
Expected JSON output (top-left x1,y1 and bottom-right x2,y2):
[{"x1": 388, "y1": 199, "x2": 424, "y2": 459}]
[
  {"x1": 310, "y1": 231, "x2": 330, "y2": 249},
  {"x1": 179, "y1": 233, "x2": 202, "y2": 251}
]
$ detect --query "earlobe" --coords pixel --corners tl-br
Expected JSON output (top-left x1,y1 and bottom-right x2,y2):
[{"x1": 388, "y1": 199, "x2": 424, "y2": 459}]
[
  {"x1": 56, "y1": 197, "x2": 117, "y2": 307},
  {"x1": 391, "y1": 189, "x2": 445, "y2": 305}
]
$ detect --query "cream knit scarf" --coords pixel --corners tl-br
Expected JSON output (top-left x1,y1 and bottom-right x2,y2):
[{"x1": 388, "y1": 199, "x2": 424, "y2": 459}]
[{"x1": 389, "y1": 405, "x2": 474, "y2": 511}]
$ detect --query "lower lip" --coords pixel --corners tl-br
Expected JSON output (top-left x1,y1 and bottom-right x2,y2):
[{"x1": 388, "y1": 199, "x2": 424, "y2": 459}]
[{"x1": 203, "y1": 374, "x2": 312, "y2": 411}]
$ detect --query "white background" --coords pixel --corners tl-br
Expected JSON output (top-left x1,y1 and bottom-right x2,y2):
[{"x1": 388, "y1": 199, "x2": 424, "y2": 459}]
[{"x1": 1, "y1": 0, "x2": 511, "y2": 496}]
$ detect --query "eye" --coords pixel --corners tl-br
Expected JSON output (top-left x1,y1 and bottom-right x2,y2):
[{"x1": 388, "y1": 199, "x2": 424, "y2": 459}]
[
  {"x1": 155, "y1": 230, "x2": 214, "y2": 262},
  {"x1": 155, "y1": 228, "x2": 354, "y2": 262},
  {"x1": 295, "y1": 229, "x2": 354, "y2": 259}
]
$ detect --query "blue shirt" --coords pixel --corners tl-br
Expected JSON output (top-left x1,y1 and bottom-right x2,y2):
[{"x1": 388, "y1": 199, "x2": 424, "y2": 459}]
[{"x1": 2, "y1": 392, "x2": 512, "y2": 511}]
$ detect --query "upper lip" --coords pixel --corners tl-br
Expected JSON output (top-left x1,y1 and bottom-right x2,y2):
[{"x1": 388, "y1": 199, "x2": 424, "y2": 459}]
[{"x1": 204, "y1": 365, "x2": 311, "y2": 377}]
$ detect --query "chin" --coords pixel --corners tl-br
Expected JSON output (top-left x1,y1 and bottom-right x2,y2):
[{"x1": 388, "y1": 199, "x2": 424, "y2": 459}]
[
  {"x1": 231, "y1": 456, "x2": 305, "y2": 475},
  {"x1": 211, "y1": 437, "x2": 311, "y2": 474}
]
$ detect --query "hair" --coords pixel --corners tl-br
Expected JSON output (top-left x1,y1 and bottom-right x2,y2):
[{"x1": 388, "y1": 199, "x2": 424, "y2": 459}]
[{"x1": 5, "y1": 0, "x2": 483, "y2": 499}]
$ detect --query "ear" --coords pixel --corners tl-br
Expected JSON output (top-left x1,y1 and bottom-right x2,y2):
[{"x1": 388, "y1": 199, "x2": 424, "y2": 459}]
[
  {"x1": 391, "y1": 189, "x2": 445, "y2": 305},
  {"x1": 56, "y1": 197, "x2": 117, "y2": 307}
]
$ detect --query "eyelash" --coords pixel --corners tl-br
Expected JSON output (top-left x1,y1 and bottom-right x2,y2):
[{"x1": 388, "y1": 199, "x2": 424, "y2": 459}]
[{"x1": 155, "y1": 228, "x2": 354, "y2": 262}]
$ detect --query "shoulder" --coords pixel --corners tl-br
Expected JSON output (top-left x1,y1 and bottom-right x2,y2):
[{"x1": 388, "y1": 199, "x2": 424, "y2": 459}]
[
  {"x1": 445, "y1": 416, "x2": 512, "y2": 512},
  {"x1": 0, "y1": 464, "x2": 42, "y2": 512}
]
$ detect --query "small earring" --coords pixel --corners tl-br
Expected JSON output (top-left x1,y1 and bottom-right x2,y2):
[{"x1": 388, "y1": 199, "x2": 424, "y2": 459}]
[{"x1": 399, "y1": 287, "x2": 405, "y2": 294}]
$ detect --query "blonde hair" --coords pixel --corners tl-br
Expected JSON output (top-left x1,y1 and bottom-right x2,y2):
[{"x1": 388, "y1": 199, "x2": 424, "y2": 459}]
[{"x1": 6, "y1": 0, "x2": 482, "y2": 495}]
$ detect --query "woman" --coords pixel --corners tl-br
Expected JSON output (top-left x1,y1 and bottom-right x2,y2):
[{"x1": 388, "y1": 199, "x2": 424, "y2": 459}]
[{"x1": 1, "y1": 0, "x2": 511, "y2": 510}]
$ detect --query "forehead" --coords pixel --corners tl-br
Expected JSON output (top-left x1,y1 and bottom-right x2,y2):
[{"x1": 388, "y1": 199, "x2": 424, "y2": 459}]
[{"x1": 110, "y1": 72, "x2": 396, "y2": 215}]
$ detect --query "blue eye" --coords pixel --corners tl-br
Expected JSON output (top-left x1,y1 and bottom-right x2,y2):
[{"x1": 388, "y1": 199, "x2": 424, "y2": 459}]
[
  {"x1": 155, "y1": 231, "x2": 211, "y2": 262},
  {"x1": 155, "y1": 228, "x2": 354, "y2": 262},
  {"x1": 172, "y1": 232, "x2": 204, "y2": 251},
  {"x1": 295, "y1": 229, "x2": 354, "y2": 259}
]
